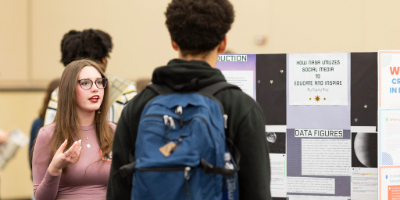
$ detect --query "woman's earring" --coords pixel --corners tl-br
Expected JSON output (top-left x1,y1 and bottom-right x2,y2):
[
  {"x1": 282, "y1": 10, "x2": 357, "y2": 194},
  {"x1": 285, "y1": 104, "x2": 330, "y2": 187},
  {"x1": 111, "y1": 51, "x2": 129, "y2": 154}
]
[{"x1": 97, "y1": 107, "x2": 101, "y2": 114}]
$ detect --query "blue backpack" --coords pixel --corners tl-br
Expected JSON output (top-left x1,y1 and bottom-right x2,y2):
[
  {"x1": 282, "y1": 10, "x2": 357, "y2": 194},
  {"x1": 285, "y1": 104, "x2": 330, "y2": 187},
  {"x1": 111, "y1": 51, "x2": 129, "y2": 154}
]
[{"x1": 129, "y1": 82, "x2": 241, "y2": 200}]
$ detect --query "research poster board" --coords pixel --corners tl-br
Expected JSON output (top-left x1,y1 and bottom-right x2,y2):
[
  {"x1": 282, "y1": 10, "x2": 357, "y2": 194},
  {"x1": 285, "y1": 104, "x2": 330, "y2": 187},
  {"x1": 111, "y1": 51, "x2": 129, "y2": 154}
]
[
  {"x1": 378, "y1": 50, "x2": 400, "y2": 200},
  {"x1": 217, "y1": 52, "x2": 378, "y2": 200}
]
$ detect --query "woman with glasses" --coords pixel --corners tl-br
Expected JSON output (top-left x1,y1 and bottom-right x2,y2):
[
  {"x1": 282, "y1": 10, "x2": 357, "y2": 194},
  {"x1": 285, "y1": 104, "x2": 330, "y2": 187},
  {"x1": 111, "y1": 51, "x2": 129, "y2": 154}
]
[{"x1": 32, "y1": 59, "x2": 115, "y2": 200}]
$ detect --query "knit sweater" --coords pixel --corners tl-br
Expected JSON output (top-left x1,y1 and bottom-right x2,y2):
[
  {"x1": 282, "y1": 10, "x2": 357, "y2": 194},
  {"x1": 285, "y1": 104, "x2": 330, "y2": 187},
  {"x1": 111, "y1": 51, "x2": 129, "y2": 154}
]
[{"x1": 33, "y1": 123, "x2": 116, "y2": 200}]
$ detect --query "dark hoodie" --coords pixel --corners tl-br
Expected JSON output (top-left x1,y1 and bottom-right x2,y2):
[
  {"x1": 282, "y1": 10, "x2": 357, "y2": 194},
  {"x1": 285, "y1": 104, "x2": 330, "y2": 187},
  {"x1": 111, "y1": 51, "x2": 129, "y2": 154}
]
[{"x1": 107, "y1": 59, "x2": 271, "y2": 200}]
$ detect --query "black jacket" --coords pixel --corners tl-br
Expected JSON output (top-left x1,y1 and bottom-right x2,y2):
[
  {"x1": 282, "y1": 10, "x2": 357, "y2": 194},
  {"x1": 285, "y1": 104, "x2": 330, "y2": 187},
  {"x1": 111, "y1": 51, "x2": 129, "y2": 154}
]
[{"x1": 107, "y1": 59, "x2": 271, "y2": 200}]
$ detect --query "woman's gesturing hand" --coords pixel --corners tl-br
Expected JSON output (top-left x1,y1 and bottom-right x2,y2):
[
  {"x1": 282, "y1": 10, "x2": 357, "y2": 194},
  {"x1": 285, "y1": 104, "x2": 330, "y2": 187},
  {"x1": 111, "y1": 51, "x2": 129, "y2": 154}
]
[
  {"x1": 48, "y1": 139, "x2": 82, "y2": 176},
  {"x1": 0, "y1": 129, "x2": 8, "y2": 144}
]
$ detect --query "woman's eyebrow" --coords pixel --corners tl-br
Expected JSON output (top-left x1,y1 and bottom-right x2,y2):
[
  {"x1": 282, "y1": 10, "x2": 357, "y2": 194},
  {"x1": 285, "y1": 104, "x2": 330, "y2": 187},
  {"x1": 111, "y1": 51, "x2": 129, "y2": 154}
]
[{"x1": 79, "y1": 77, "x2": 103, "y2": 80}]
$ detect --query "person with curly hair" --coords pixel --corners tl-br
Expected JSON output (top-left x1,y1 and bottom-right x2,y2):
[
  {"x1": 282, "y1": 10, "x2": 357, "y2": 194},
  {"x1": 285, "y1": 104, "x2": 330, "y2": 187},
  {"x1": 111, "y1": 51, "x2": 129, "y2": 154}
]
[
  {"x1": 44, "y1": 29, "x2": 137, "y2": 126},
  {"x1": 107, "y1": 0, "x2": 271, "y2": 199}
]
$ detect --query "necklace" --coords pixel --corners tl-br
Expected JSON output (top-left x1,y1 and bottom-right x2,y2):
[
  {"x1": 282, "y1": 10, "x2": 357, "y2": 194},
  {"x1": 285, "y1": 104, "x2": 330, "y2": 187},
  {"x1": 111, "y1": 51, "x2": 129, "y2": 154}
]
[
  {"x1": 83, "y1": 135, "x2": 91, "y2": 148},
  {"x1": 82, "y1": 130, "x2": 91, "y2": 148},
  {"x1": 85, "y1": 137, "x2": 90, "y2": 148}
]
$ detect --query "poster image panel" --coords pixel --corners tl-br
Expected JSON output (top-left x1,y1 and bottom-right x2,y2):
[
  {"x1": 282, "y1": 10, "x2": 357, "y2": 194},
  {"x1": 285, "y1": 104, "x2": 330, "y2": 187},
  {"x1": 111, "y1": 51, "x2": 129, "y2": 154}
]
[
  {"x1": 351, "y1": 52, "x2": 378, "y2": 127},
  {"x1": 267, "y1": 132, "x2": 286, "y2": 154},
  {"x1": 350, "y1": 132, "x2": 378, "y2": 199},
  {"x1": 351, "y1": 132, "x2": 377, "y2": 168},
  {"x1": 256, "y1": 54, "x2": 287, "y2": 125}
]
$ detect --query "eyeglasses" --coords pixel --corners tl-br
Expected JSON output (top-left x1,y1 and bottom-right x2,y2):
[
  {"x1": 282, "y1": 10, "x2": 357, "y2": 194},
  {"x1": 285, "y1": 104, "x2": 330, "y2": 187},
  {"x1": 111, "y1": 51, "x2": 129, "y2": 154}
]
[{"x1": 77, "y1": 78, "x2": 108, "y2": 90}]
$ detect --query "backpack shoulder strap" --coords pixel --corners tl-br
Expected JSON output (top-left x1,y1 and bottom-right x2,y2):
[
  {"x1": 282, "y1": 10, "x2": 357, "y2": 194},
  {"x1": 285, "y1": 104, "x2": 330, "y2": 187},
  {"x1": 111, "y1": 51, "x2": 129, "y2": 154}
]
[
  {"x1": 146, "y1": 84, "x2": 174, "y2": 95},
  {"x1": 115, "y1": 84, "x2": 171, "y2": 181},
  {"x1": 198, "y1": 81, "x2": 241, "y2": 96},
  {"x1": 198, "y1": 82, "x2": 242, "y2": 176}
]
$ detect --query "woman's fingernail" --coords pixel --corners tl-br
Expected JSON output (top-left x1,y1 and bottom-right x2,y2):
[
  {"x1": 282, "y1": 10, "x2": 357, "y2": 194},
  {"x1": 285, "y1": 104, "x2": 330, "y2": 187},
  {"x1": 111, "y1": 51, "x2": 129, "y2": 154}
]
[{"x1": 79, "y1": 139, "x2": 81, "y2": 145}]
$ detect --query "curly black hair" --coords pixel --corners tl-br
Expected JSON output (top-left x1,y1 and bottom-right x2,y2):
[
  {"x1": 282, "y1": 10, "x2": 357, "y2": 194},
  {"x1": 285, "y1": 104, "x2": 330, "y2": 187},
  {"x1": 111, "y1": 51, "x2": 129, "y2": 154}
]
[
  {"x1": 60, "y1": 29, "x2": 113, "y2": 66},
  {"x1": 165, "y1": 0, "x2": 234, "y2": 56}
]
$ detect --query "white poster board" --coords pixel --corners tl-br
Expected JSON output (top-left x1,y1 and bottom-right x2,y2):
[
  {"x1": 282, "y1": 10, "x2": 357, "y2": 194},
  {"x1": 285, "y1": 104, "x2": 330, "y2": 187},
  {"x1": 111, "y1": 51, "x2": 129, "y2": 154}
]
[{"x1": 378, "y1": 50, "x2": 400, "y2": 200}]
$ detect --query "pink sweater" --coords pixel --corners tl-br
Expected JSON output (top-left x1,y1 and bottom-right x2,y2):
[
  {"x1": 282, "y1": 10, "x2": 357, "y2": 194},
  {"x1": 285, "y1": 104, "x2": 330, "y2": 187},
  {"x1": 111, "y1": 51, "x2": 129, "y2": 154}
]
[{"x1": 32, "y1": 123, "x2": 116, "y2": 200}]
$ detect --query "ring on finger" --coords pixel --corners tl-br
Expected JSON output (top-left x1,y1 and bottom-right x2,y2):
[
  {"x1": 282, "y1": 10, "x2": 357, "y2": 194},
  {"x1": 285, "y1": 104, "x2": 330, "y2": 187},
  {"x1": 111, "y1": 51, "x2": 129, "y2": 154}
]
[
  {"x1": 64, "y1": 153, "x2": 70, "y2": 157},
  {"x1": 72, "y1": 155, "x2": 76, "y2": 158}
]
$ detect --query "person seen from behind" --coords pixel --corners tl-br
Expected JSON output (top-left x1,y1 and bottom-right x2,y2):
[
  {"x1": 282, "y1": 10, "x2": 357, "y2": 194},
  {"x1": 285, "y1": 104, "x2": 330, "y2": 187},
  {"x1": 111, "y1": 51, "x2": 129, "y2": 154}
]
[{"x1": 107, "y1": 0, "x2": 271, "y2": 199}]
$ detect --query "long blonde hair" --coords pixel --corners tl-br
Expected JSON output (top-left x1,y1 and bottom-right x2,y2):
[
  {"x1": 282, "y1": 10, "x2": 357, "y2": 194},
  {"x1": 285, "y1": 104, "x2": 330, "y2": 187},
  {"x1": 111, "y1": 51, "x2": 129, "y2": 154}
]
[{"x1": 51, "y1": 59, "x2": 113, "y2": 160}]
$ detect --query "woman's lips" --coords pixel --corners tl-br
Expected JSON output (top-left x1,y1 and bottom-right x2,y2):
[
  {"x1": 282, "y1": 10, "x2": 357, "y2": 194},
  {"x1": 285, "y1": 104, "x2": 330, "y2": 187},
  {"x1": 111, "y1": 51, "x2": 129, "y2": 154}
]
[{"x1": 89, "y1": 95, "x2": 99, "y2": 103}]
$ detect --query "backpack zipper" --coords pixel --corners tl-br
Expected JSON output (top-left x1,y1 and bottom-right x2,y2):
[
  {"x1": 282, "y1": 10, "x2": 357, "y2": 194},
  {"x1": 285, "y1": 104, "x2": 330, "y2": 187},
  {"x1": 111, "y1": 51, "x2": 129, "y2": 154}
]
[
  {"x1": 136, "y1": 166, "x2": 187, "y2": 171},
  {"x1": 163, "y1": 115, "x2": 170, "y2": 143},
  {"x1": 223, "y1": 114, "x2": 228, "y2": 129},
  {"x1": 170, "y1": 136, "x2": 184, "y2": 153},
  {"x1": 143, "y1": 115, "x2": 207, "y2": 128},
  {"x1": 168, "y1": 116, "x2": 176, "y2": 129},
  {"x1": 163, "y1": 115, "x2": 169, "y2": 126},
  {"x1": 143, "y1": 115, "x2": 212, "y2": 145},
  {"x1": 184, "y1": 166, "x2": 191, "y2": 197},
  {"x1": 175, "y1": 106, "x2": 184, "y2": 126},
  {"x1": 144, "y1": 115, "x2": 190, "y2": 126}
]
